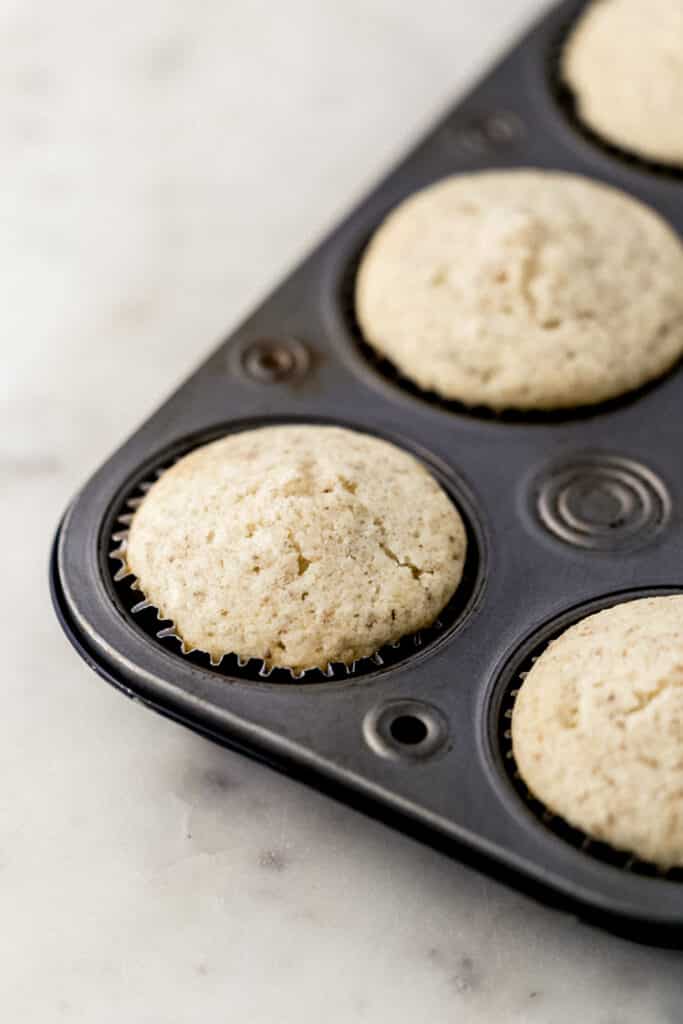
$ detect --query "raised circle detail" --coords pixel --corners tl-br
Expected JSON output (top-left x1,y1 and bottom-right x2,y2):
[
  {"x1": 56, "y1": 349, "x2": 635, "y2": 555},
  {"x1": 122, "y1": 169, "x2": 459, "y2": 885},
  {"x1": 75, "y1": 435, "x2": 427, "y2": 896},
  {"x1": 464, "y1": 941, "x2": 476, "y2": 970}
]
[
  {"x1": 237, "y1": 337, "x2": 311, "y2": 384},
  {"x1": 450, "y1": 110, "x2": 526, "y2": 155},
  {"x1": 363, "y1": 699, "x2": 449, "y2": 760},
  {"x1": 533, "y1": 454, "x2": 671, "y2": 551}
]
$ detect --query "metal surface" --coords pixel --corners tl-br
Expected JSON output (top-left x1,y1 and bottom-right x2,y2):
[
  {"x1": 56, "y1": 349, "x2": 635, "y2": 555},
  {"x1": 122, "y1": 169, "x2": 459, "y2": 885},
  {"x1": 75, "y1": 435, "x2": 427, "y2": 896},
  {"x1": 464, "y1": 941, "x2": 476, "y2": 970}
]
[{"x1": 51, "y1": 0, "x2": 683, "y2": 944}]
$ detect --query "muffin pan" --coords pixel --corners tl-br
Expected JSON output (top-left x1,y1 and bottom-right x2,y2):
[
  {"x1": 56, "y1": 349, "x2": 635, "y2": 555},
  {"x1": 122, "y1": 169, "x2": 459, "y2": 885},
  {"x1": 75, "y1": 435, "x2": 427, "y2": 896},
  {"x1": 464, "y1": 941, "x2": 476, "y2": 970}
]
[{"x1": 51, "y1": 0, "x2": 683, "y2": 945}]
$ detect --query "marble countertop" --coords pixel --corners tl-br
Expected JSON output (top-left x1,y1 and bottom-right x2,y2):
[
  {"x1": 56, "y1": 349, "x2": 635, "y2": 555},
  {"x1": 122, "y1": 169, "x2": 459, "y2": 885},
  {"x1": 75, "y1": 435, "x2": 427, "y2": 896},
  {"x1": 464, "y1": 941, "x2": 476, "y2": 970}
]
[{"x1": 4, "y1": 0, "x2": 681, "y2": 1019}]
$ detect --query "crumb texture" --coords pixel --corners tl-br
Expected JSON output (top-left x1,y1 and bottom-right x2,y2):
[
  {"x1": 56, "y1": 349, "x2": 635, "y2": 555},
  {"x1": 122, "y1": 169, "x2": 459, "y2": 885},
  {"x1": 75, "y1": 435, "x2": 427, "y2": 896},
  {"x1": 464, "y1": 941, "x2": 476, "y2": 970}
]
[
  {"x1": 563, "y1": 0, "x2": 683, "y2": 166},
  {"x1": 355, "y1": 169, "x2": 683, "y2": 410},
  {"x1": 512, "y1": 596, "x2": 683, "y2": 867},
  {"x1": 126, "y1": 425, "x2": 467, "y2": 670}
]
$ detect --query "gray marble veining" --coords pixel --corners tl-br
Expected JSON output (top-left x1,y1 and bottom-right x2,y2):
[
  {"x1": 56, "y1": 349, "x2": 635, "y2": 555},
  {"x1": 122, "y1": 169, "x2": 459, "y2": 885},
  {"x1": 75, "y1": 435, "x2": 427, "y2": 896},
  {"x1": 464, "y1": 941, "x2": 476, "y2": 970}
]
[{"x1": 4, "y1": 0, "x2": 681, "y2": 1019}]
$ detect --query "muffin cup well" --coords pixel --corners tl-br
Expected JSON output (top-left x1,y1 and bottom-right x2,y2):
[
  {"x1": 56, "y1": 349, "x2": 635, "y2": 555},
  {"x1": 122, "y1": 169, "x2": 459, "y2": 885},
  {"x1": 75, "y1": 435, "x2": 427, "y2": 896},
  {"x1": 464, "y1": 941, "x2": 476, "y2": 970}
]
[
  {"x1": 490, "y1": 591, "x2": 683, "y2": 881},
  {"x1": 549, "y1": 11, "x2": 683, "y2": 180},
  {"x1": 337, "y1": 234, "x2": 683, "y2": 426},
  {"x1": 107, "y1": 456, "x2": 481, "y2": 686}
]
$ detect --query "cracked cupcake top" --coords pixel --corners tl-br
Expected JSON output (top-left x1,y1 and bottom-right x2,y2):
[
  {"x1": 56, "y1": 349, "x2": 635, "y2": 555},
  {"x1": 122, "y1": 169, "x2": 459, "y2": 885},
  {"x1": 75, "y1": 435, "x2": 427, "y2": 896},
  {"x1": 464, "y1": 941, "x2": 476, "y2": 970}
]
[
  {"x1": 125, "y1": 425, "x2": 467, "y2": 670},
  {"x1": 512, "y1": 596, "x2": 683, "y2": 867},
  {"x1": 355, "y1": 169, "x2": 683, "y2": 411}
]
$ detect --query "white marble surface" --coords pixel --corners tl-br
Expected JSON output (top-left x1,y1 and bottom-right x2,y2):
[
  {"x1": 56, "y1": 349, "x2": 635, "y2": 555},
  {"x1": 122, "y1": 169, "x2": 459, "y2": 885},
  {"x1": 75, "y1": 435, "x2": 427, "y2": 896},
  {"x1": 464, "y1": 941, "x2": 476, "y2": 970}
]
[{"x1": 4, "y1": 0, "x2": 682, "y2": 1019}]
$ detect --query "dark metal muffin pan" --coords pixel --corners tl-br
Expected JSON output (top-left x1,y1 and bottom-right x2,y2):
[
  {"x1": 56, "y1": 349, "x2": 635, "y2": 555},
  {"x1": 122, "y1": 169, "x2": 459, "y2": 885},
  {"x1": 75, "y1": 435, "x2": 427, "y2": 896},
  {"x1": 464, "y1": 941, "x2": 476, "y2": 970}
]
[{"x1": 51, "y1": 0, "x2": 683, "y2": 945}]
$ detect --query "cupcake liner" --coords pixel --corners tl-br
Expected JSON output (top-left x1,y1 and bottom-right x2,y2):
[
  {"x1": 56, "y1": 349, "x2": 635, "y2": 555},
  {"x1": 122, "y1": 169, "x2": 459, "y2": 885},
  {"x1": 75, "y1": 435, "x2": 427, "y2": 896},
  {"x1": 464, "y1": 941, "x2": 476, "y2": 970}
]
[
  {"x1": 499, "y1": 657, "x2": 683, "y2": 882},
  {"x1": 106, "y1": 465, "x2": 453, "y2": 685}
]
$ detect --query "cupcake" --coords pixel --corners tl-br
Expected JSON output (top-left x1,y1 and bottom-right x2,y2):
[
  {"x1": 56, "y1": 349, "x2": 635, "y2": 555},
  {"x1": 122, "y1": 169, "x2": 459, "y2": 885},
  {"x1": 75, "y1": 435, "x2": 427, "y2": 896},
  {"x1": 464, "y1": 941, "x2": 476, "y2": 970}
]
[
  {"x1": 355, "y1": 169, "x2": 683, "y2": 411},
  {"x1": 562, "y1": 0, "x2": 683, "y2": 166},
  {"x1": 511, "y1": 596, "x2": 683, "y2": 868},
  {"x1": 124, "y1": 425, "x2": 467, "y2": 671}
]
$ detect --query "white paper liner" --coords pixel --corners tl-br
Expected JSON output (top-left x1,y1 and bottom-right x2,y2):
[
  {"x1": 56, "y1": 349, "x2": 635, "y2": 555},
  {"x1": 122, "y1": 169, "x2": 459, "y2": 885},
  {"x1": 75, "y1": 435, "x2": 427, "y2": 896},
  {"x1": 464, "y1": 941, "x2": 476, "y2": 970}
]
[{"x1": 107, "y1": 465, "x2": 444, "y2": 683}]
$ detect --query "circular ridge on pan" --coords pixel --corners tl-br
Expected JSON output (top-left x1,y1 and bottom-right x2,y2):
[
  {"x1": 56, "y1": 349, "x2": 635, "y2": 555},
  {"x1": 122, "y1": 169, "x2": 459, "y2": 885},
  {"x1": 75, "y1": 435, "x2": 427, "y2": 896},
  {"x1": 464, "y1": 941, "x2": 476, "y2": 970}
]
[
  {"x1": 102, "y1": 423, "x2": 484, "y2": 686},
  {"x1": 532, "y1": 453, "x2": 671, "y2": 551},
  {"x1": 490, "y1": 588, "x2": 683, "y2": 881}
]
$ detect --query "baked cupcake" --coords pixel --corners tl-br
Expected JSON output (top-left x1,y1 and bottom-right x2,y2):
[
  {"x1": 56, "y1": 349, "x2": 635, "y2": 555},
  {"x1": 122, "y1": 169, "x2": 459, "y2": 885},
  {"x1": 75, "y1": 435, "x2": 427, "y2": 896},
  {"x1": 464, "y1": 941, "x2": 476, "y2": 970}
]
[
  {"x1": 124, "y1": 425, "x2": 467, "y2": 671},
  {"x1": 355, "y1": 169, "x2": 683, "y2": 411},
  {"x1": 562, "y1": 0, "x2": 683, "y2": 166},
  {"x1": 512, "y1": 596, "x2": 683, "y2": 868}
]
